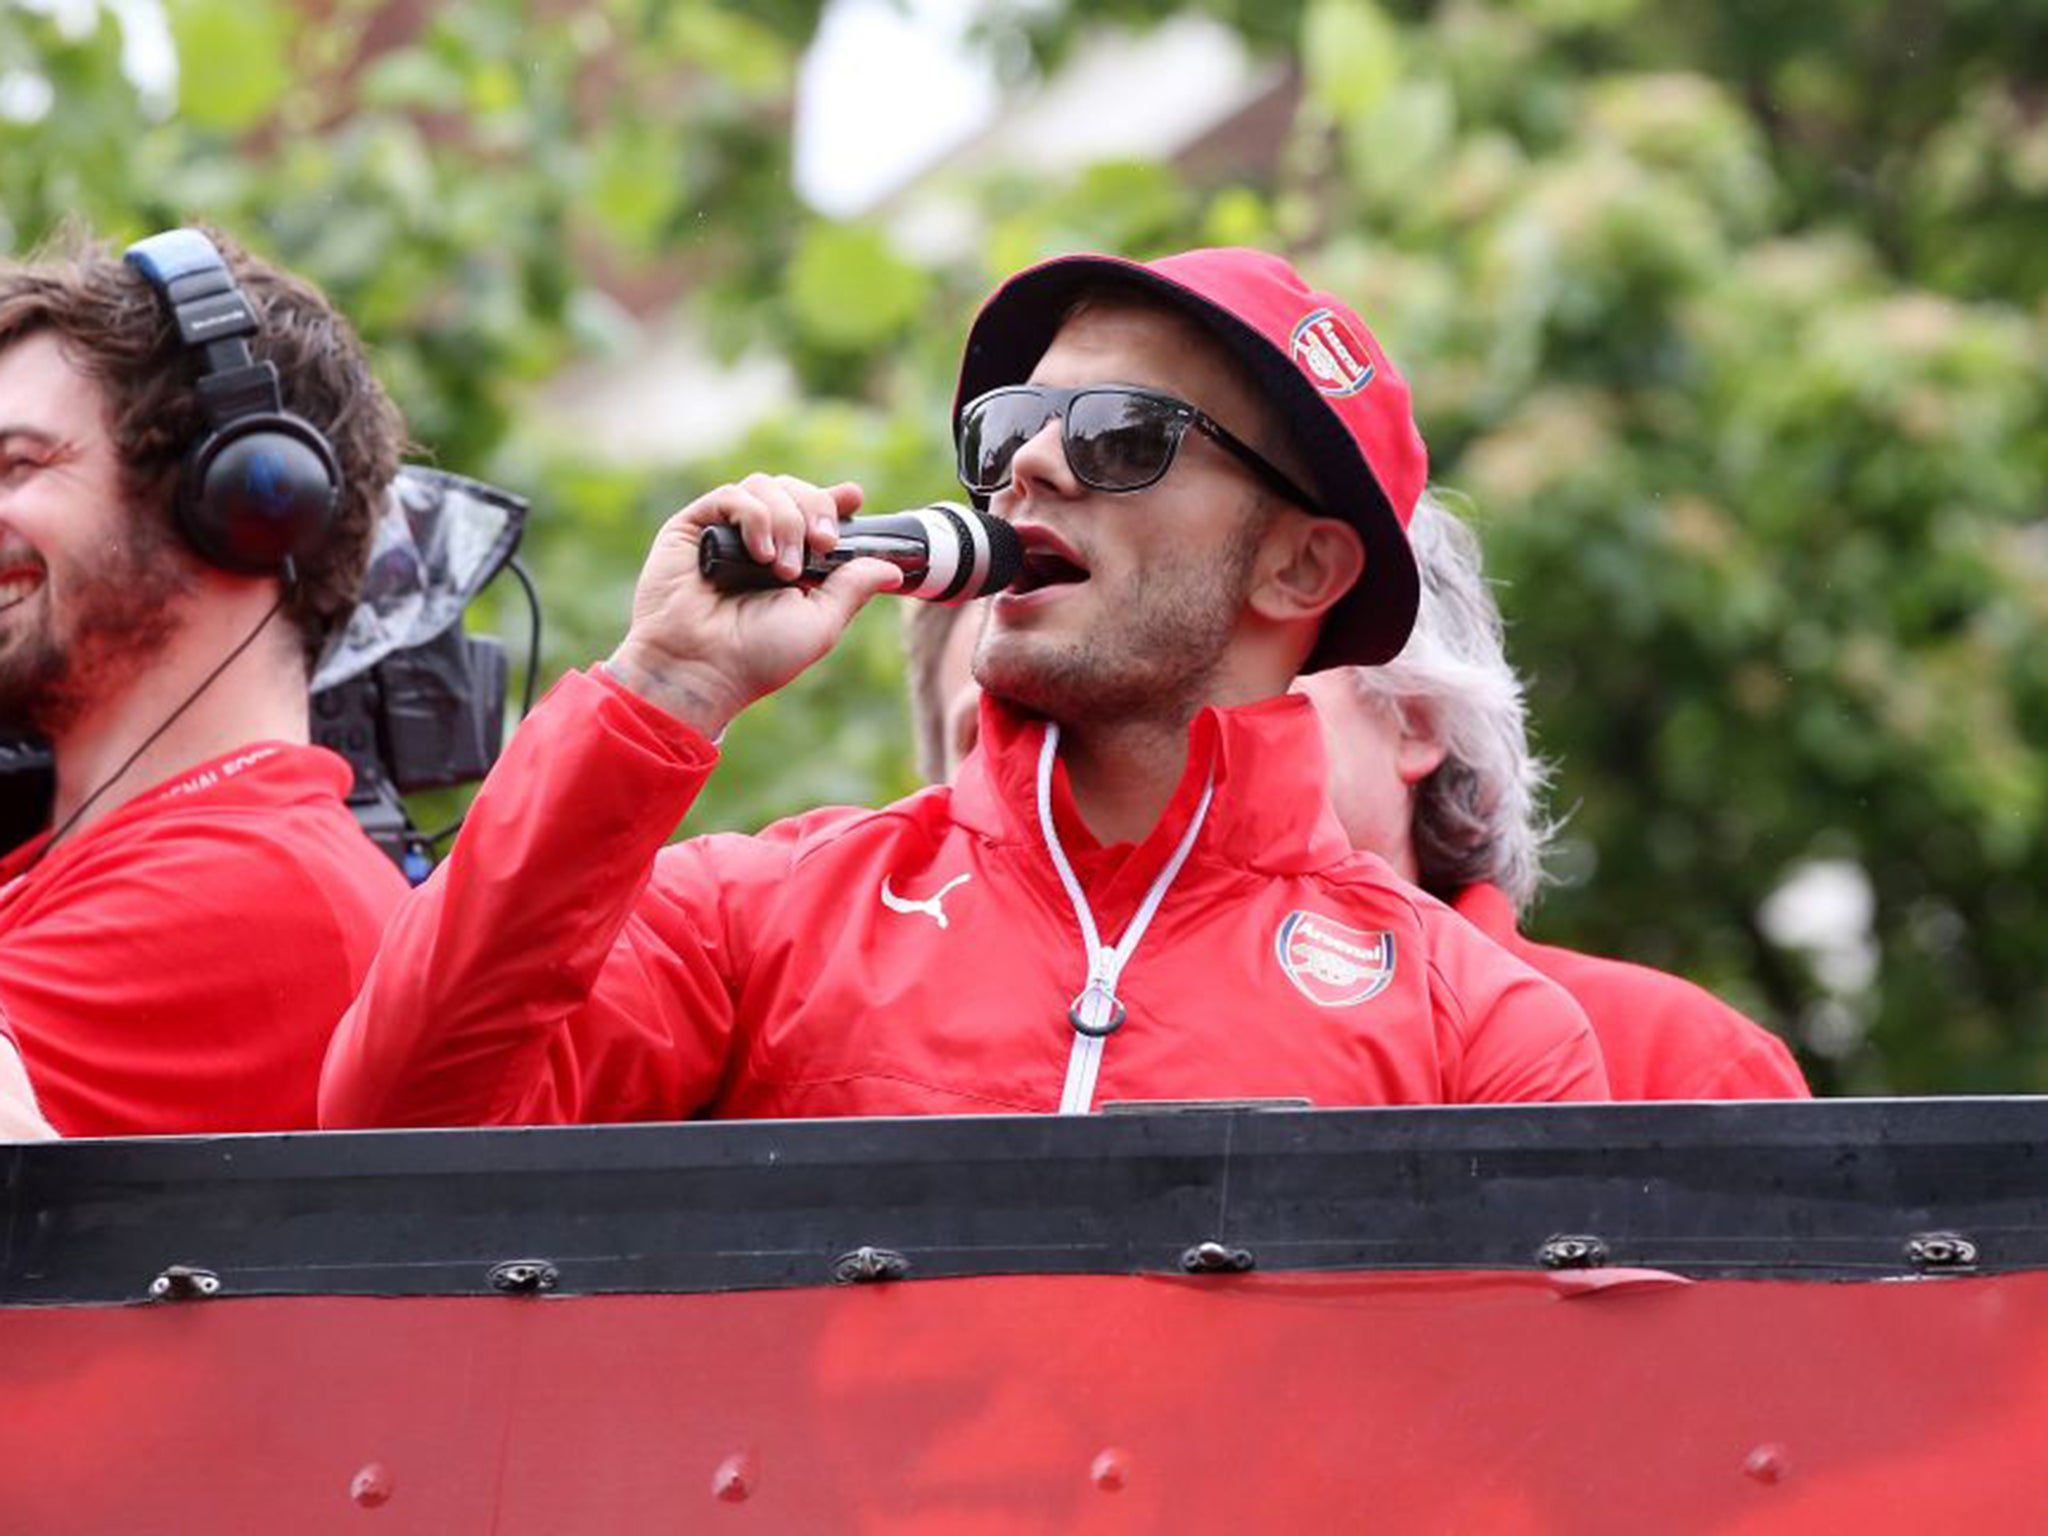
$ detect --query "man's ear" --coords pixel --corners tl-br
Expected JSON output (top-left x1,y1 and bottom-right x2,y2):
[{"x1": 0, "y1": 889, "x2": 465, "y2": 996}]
[
  {"x1": 1249, "y1": 513, "x2": 1366, "y2": 625},
  {"x1": 1392, "y1": 700, "x2": 1449, "y2": 785}
]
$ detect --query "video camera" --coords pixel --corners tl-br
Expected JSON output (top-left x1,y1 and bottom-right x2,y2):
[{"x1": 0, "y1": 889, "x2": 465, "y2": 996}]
[
  {"x1": 0, "y1": 467, "x2": 533, "y2": 879},
  {"x1": 0, "y1": 736, "x2": 51, "y2": 857}
]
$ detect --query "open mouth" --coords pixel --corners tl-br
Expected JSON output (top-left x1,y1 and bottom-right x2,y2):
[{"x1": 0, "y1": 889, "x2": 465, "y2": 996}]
[
  {"x1": 0, "y1": 567, "x2": 42, "y2": 615},
  {"x1": 1009, "y1": 528, "x2": 1090, "y2": 596}
]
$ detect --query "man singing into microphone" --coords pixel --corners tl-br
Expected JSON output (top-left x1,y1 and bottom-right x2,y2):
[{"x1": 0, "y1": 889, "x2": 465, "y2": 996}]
[{"x1": 323, "y1": 249, "x2": 1605, "y2": 1128}]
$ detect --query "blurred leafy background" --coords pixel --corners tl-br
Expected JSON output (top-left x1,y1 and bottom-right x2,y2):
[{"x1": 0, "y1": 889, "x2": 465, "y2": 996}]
[{"x1": 4, "y1": 0, "x2": 2045, "y2": 1092}]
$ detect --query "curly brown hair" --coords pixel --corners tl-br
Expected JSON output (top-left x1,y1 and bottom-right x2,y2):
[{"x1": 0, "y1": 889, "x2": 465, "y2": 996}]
[{"x1": 0, "y1": 223, "x2": 408, "y2": 669}]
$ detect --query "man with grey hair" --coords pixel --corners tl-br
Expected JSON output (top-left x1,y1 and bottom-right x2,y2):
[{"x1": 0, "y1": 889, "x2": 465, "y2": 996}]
[{"x1": 1292, "y1": 495, "x2": 1808, "y2": 1099}]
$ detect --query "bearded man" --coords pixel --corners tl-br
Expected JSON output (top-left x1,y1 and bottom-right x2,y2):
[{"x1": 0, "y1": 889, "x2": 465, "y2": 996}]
[
  {"x1": 0, "y1": 227, "x2": 408, "y2": 1135},
  {"x1": 323, "y1": 248, "x2": 1605, "y2": 1128}
]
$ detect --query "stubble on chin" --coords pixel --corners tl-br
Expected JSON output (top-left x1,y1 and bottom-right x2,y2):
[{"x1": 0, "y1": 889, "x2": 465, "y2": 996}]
[
  {"x1": 976, "y1": 522, "x2": 1261, "y2": 730},
  {"x1": 0, "y1": 525, "x2": 197, "y2": 737}
]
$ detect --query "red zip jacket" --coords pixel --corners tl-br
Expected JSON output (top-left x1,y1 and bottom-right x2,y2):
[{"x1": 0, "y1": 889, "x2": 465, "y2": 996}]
[
  {"x1": 1453, "y1": 883, "x2": 1809, "y2": 1100},
  {"x1": 322, "y1": 670, "x2": 1606, "y2": 1127},
  {"x1": 0, "y1": 743, "x2": 408, "y2": 1136}
]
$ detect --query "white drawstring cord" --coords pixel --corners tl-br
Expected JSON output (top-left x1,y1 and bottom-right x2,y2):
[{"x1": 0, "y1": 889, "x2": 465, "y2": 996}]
[{"x1": 1036, "y1": 722, "x2": 1216, "y2": 1114}]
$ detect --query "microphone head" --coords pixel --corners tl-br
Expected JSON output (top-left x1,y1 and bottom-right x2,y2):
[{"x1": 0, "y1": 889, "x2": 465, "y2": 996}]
[{"x1": 970, "y1": 508, "x2": 1023, "y2": 597}]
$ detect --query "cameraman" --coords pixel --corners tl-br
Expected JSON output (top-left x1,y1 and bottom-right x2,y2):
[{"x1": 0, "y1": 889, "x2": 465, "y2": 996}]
[{"x1": 0, "y1": 227, "x2": 408, "y2": 1136}]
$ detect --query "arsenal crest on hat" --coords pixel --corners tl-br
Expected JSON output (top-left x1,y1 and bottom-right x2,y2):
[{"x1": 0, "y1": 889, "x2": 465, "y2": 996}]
[
  {"x1": 1290, "y1": 309, "x2": 1377, "y2": 398},
  {"x1": 1274, "y1": 911, "x2": 1396, "y2": 1008}
]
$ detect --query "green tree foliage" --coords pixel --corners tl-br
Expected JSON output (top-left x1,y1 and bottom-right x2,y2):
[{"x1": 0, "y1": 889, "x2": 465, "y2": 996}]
[
  {"x1": 1263, "y1": 0, "x2": 2048, "y2": 1093},
  {"x1": 6, "y1": 0, "x2": 2044, "y2": 1089}
]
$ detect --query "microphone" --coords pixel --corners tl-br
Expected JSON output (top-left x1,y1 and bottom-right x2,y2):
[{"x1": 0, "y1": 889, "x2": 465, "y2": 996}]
[{"x1": 698, "y1": 502, "x2": 1022, "y2": 603}]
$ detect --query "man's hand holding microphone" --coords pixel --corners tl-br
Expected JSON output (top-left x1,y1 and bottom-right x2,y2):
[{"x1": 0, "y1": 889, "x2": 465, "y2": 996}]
[{"x1": 605, "y1": 474, "x2": 1019, "y2": 739}]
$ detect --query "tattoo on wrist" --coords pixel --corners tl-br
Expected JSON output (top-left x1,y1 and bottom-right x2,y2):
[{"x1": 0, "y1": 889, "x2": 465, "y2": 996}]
[{"x1": 602, "y1": 654, "x2": 735, "y2": 737}]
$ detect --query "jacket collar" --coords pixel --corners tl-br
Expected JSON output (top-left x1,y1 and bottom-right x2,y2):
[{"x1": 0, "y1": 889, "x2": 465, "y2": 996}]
[
  {"x1": 0, "y1": 742, "x2": 347, "y2": 888},
  {"x1": 1452, "y1": 881, "x2": 1522, "y2": 944},
  {"x1": 949, "y1": 691, "x2": 1355, "y2": 876}
]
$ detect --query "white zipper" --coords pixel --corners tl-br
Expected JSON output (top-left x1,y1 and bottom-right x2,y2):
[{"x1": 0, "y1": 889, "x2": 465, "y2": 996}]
[{"x1": 1036, "y1": 723, "x2": 1216, "y2": 1115}]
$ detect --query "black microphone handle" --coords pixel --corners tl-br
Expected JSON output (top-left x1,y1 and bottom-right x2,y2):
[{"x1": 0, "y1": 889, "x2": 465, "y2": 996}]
[
  {"x1": 696, "y1": 506, "x2": 1021, "y2": 600},
  {"x1": 697, "y1": 524, "x2": 927, "y2": 593}
]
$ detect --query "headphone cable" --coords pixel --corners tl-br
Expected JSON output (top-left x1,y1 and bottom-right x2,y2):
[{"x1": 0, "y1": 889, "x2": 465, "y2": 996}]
[
  {"x1": 419, "y1": 552, "x2": 545, "y2": 851},
  {"x1": 32, "y1": 592, "x2": 287, "y2": 861}
]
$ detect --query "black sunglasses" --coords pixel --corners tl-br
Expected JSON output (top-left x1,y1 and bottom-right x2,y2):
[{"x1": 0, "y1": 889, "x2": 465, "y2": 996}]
[{"x1": 957, "y1": 384, "x2": 1321, "y2": 513}]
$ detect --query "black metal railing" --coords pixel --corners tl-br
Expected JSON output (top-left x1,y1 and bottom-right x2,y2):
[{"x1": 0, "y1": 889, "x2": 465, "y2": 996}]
[{"x1": 4, "y1": 1098, "x2": 2043, "y2": 1306}]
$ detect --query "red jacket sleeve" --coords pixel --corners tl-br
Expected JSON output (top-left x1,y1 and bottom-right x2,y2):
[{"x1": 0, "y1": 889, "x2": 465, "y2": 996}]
[
  {"x1": 1515, "y1": 940, "x2": 1811, "y2": 1101},
  {"x1": 1419, "y1": 904, "x2": 1611, "y2": 1103},
  {"x1": 320, "y1": 668, "x2": 771, "y2": 1128},
  {"x1": 1683, "y1": 1015, "x2": 1811, "y2": 1100}
]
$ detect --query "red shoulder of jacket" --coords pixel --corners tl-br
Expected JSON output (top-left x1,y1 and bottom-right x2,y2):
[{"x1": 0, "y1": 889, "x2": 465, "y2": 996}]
[{"x1": 1453, "y1": 884, "x2": 1809, "y2": 1101}]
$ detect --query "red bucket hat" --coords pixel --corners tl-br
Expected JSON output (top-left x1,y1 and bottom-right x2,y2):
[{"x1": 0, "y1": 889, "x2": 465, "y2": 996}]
[{"x1": 953, "y1": 247, "x2": 1427, "y2": 669}]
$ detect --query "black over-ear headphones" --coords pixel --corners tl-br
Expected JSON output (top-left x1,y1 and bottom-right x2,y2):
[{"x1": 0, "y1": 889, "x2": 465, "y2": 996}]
[{"x1": 123, "y1": 228, "x2": 342, "y2": 578}]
